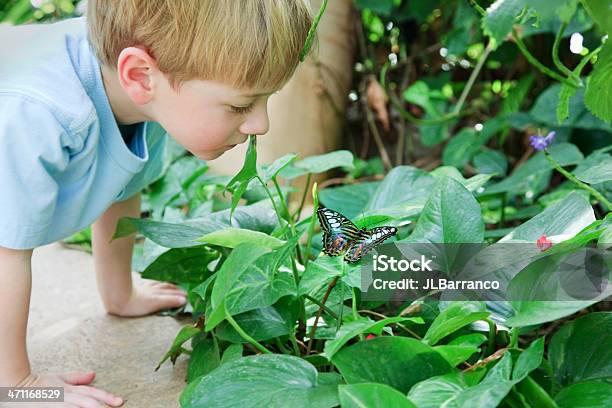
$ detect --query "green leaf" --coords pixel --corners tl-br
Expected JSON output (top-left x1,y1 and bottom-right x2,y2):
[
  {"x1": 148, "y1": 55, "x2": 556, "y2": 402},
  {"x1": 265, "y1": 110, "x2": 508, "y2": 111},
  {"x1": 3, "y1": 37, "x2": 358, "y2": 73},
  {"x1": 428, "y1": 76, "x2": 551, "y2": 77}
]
[
  {"x1": 215, "y1": 304, "x2": 295, "y2": 343},
  {"x1": 430, "y1": 166, "x2": 494, "y2": 192},
  {"x1": 146, "y1": 156, "x2": 207, "y2": 215},
  {"x1": 482, "y1": 0, "x2": 527, "y2": 46},
  {"x1": 403, "y1": 81, "x2": 442, "y2": 116},
  {"x1": 220, "y1": 344, "x2": 243, "y2": 365},
  {"x1": 500, "y1": 191, "x2": 594, "y2": 243},
  {"x1": 442, "y1": 128, "x2": 483, "y2": 168},
  {"x1": 448, "y1": 333, "x2": 488, "y2": 348},
  {"x1": 113, "y1": 217, "x2": 228, "y2": 248},
  {"x1": 155, "y1": 325, "x2": 200, "y2": 370},
  {"x1": 528, "y1": 0, "x2": 579, "y2": 24},
  {"x1": 528, "y1": 84, "x2": 611, "y2": 131},
  {"x1": 484, "y1": 143, "x2": 584, "y2": 196},
  {"x1": 449, "y1": 353, "x2": 515, "y2": 406},
  {"x1": 331, "y1": 336, "x2": 451, "y2": 393},
  {"x1": 423, "y1": 302, "x2": 490, "y2": 346},
  {"x1": 406, "y1": 176, "x2": 485, "y2": 244},
  {"x1": 322, "y1": 316, "x2": 424, "y2": 360},
  {"x1": 141, "y1": 247, "x2": 217, "y2": 284},
  {"x1": 364, "y1": 166, "x2": 435, "y2": 215},
  {"x1": 318, "y1": 182, "x2": 381, "y2": 219},
  {"x1": 280, "y1": 150, "x2": 354, "y2": 180},
  {"x1": 407, "y1": 372, "x2": 470, "y2": 408},
  {"x1": 260, "y1": 154, "x2": 298, "y2": 182},
  {"x1": 225, "y1": 136, "x2": 259, "y2": 217},
  {"x1": 557, "y1": 83, "x2": 578, "y2": 124},
  {"x1": 473, "y1": 150, "x2": 508, "y2": 176},
  {"x1": 195, "y1": 227, "x2": 285, "y2": 249},
  {"x1": 581, "y1": 0, "x2": 612, "y2": 33},
  {"x1": 501, "y1": 74, "x2": 534, "y2": 114},
  {"x1": 555, "y1": 380, "x2": 612, "y2": 408},
  {"x1": 513, "y1": 375, "x2": 558, "y2": 408},
  {"x1": 206, "y1": 244, "x2": 270, "y2": 330},
  {"x1": 506, "y1": 246, "x2": 610, "y2": 321},
  {"x1": 584, "y1": 42, "x2": 612, "y2": 122},
  {"x1": 339, "y1": 383, "x2": 417, "y2": 408},
  {"x1": 180, "y1": 355, "x2": 339, "y2": 408},
  {"x1": 206, "y1": 244, "x2": 298, "y2": 331},
  {"x1": 434, "y1": 345, "x2": 480, "y2": 366},
  {"x1": 187, "y1": 339, "x2": 220, "y2": 383},
  {"x1": 513, "y1": 337, "x2": 545, "y2": 382},
  {"x1": 573, "y1": 150, "x2": 612, "y2": 184},
  {"x1": 549, "y1": 312, "x2": 612, "y2": 386}
]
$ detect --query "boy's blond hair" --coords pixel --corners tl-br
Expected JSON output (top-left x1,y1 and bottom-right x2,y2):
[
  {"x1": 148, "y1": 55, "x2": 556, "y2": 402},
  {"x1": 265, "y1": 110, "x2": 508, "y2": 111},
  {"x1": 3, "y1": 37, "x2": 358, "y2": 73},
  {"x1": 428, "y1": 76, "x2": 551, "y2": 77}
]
[{"x1": 87, "y1": 0, "x2": 314, "y2": 91}]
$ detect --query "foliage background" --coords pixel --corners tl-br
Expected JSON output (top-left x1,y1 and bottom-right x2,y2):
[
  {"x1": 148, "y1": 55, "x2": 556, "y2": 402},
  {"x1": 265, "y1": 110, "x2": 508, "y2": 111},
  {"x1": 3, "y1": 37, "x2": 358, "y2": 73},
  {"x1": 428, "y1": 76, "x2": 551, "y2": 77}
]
[{"x1": 2, "y1": 1, "x2": 611, "y2": 408}]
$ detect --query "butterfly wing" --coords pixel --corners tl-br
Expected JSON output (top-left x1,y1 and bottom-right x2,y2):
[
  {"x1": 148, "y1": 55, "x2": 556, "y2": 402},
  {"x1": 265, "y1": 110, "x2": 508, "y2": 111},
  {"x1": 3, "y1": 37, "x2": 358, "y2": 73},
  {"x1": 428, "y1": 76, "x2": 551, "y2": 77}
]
[
  {"x1": 344, "y1": 226, "x2": 398, "y2": 263},
  {"x1": 317, "y1": 207, "x2": 362, "y2": 256}
]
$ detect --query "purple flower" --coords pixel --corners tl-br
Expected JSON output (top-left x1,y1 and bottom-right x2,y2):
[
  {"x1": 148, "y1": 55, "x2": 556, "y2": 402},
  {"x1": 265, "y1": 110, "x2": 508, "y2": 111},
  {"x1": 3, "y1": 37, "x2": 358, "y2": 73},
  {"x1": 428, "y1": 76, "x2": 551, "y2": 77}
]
[{"x1": 529, "y1": 131, "x2": 556, "y2": 151}]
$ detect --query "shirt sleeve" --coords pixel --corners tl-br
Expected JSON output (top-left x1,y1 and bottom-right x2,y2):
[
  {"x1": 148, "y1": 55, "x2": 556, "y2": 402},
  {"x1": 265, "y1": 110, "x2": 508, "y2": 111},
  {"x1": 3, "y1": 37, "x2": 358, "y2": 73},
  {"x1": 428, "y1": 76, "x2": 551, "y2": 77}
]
[
  {"x1": 114, "y1": 121, "x2": 168, "y2": 202},
  {"x1": 0, "y1": 95, "x2": 70, "y2": 249}
]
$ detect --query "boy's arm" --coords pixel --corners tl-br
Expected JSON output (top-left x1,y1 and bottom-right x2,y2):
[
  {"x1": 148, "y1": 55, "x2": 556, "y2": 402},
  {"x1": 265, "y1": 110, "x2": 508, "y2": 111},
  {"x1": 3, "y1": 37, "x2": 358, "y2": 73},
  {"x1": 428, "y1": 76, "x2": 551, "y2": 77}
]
[
  {"x1": 0, "y1": 246, "x2": 33, "y2": 385},
  {"x1": 91, "y1": 192, "x2": 141, "y2": 314}
]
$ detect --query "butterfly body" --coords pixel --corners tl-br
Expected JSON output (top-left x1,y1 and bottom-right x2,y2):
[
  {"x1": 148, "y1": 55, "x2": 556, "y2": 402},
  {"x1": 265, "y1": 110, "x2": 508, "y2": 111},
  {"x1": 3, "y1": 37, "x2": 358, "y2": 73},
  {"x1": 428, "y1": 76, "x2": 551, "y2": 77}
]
[{"x1": 317, "y1": 206, "x2": 397, "y2": 263}]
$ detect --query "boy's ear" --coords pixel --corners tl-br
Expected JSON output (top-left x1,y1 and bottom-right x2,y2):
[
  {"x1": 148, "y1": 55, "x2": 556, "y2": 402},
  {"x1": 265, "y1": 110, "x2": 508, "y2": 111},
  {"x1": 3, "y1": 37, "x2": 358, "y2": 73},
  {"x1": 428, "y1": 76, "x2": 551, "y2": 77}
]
[{"x1": 116, "y1": 46, "x2": 158, "y2": 105}]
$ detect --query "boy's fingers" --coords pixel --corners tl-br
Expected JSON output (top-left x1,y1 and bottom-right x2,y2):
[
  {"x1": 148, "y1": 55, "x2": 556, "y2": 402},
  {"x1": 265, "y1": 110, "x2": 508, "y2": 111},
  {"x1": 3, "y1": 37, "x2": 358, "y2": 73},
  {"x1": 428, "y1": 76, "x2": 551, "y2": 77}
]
[
  {"x1": 154, "y1": 282, "x2": 181, "y2": 289},
  {"x1": 58, "y1": 371, "x2": 96, "y2": 385},
  {"x1": 158, "y1": 294, "x2": 188, "y2": 307},
  {"x1": 159, "y1": 289, "x2": 188, "y2": 297},
  {"x1": 64, "y1": 392, "x2": 104, "y2": 408},
  {"x1": 70, "y1": 385, "x2": 123, "y2": 407}
]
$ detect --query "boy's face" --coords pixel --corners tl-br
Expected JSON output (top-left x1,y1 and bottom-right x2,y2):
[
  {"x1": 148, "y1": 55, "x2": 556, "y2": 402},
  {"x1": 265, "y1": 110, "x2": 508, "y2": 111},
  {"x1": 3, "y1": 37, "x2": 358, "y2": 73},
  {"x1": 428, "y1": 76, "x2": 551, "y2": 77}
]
[
  {"x1": 150, "y1": 77, "x2": 274, "y2": 160},
  {"x1": 108, "y1": 46, "x2": 276, "y2": 160}
]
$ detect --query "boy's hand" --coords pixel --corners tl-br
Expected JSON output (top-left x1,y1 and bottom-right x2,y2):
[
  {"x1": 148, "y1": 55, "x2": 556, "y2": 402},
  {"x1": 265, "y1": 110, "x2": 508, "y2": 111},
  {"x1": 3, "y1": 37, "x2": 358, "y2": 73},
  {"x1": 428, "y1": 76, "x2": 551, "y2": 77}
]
[
  {"x1": 106, "y1": 278, "x2": 187, "y2": 317},
  {"x1": 10, "y1": 371, "x2": 123, "y2": 407}
]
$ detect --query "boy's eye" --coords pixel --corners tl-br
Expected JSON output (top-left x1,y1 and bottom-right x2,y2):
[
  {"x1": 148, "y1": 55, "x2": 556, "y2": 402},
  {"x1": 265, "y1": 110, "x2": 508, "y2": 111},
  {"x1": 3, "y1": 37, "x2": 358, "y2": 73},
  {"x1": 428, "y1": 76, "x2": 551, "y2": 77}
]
[{"x1": 230, "y1": 104, "x2": 254, "y2": 114}]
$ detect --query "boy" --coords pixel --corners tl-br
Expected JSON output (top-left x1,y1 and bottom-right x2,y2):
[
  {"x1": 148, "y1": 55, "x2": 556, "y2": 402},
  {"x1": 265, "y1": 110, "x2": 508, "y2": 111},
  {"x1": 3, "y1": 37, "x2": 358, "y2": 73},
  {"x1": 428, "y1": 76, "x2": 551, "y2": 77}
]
[{"x1": 0, "y1": 1, "x2": 313, "y2": 406}]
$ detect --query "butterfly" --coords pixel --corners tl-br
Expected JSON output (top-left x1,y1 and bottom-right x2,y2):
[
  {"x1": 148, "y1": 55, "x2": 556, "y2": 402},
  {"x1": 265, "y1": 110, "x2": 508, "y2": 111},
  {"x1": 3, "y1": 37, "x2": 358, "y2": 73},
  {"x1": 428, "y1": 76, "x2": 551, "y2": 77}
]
[{"x1": 317, "y1": 206, "x2": 397, "y2": 263}]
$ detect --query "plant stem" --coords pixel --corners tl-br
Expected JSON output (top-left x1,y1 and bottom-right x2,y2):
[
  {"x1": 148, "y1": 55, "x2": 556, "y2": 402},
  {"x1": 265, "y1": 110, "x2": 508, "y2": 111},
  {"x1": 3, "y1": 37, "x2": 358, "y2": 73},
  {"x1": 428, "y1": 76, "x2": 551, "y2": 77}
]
[
  {"x1": 468, "y1": 0, "x2": 486, "y2": 16},
  {"x1": 484, "y1": 318, "x2": 497, "y2": 356},
  {"x1": 359, "y1": 309, "x2": 422, "y2": 339},
  {"x1": 352, "y1": 287, "x2": 364, "y2": 341},
  {"x1": 512, "y1": 28, "x2": 579, "y2": 88},
  {"x1": 303, "y1": 183, "x2": 319, "y2": 271},
  {"x1": 290, "y1": 333, "x2": 301, "y2": 356},
  {"x1": 453, "y1": 40, "x2": 493, "y2": 115},
  {"x1": 273, "y1": 178, "x2": 292, "y2": 221},
  {"x1": 544, "y1": 151, "x2": 612, "y2": 211},
  {"x1": 381, "y1": 63, "x2": 461, "y2": 125},
  {"x1": 256, "y1": 176, "x2": 285, "y2": 227},
  {"x1": 300, "y1": 0, "x2": 328, "y2": 61},
  {"x1": 225, "y1": 311, "x2": 271, "y2": 354},
  {"x1": 552, "y1": 22, "x2": 580, "y2": 84},
  {"x1": 573, "y1": 43, "x2": 603, "y2": 77},
  {"x1": 275, "y1": 337, "x2": 292, "y2": 354},
  {"x1": 306, "y1": 276, "x2": 339, "y2": 355},
  {"x1": 351, "y1": 287, "x2": 359, "y2": 320},
  {"x1": 304, "y1": 294, "x2": 339, "y2": 319},
  {"x1": 293, "y1": 173, "x2": 312, "y2": 222},
  {"x1": 509, "y1": 327, "x2": 520, "y2": 348},
  {"x1": 272, "y1": 177, "x2": 304, "y2": 264}
]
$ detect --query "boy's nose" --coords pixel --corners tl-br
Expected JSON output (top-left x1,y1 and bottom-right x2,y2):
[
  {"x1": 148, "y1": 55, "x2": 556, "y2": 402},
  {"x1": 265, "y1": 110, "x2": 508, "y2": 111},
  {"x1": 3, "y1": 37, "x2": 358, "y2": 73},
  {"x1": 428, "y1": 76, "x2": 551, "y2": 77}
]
[{"x1": 240, "y1": 108, "x2": 270, "y2": 136}]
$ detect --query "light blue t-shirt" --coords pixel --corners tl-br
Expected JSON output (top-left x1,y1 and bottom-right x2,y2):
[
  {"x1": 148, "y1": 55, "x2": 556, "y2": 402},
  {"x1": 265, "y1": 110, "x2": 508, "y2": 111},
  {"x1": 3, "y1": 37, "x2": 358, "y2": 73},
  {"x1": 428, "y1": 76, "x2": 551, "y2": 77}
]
[{"x1": 0, "y1": 17, "x2": 168, "y2": 250}]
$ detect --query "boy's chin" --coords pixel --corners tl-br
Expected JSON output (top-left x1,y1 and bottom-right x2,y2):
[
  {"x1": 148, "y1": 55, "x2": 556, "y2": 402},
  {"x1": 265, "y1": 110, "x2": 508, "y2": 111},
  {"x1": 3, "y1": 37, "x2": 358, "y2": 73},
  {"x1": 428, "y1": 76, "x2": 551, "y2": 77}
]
[{"x1": 195, "y1": 147, "x2": 232, "y2": 161}]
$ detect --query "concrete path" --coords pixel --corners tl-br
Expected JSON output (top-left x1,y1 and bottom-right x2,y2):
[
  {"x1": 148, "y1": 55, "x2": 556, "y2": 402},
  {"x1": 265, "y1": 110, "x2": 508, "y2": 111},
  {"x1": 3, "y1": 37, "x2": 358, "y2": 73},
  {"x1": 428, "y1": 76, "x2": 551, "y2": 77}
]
[{"x1": 25, "y1": 243, "x2": 190, "y2": 407}]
